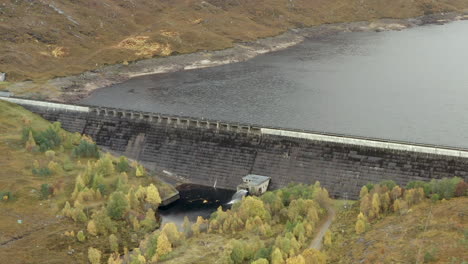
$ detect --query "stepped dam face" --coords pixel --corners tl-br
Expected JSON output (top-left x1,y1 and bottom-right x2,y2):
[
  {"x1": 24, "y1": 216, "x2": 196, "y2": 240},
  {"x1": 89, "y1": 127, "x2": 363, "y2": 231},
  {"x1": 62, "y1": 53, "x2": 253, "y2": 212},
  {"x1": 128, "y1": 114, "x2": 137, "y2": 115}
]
[{"x1": 4, "y1": 97, "x2": 468, "y2": 199}]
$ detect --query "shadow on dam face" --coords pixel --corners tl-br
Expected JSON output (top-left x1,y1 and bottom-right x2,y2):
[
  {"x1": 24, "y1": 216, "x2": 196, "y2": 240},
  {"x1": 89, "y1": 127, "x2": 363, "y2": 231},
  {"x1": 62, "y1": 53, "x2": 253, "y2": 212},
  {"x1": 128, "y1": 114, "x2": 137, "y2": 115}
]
[{"x1": 2, "y1": 97, "x2": 468, "y2": 200}]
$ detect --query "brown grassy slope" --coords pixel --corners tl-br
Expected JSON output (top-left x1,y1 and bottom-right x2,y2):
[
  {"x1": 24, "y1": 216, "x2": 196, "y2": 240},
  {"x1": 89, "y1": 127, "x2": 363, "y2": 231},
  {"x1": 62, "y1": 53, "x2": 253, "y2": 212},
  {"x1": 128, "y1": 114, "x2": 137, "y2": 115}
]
[
  {"x1": 0, "y1": 101, "x2": 78, "y2": 263},
  {"x1": 0, "y1": 101, "x2": 178, "y2": 263},
  {"x1": 325, "y1": 198, "x2": 468, "y2": 263},
  {"x1": 1, "y1": 0, "x2": 468, "y2": 82}
]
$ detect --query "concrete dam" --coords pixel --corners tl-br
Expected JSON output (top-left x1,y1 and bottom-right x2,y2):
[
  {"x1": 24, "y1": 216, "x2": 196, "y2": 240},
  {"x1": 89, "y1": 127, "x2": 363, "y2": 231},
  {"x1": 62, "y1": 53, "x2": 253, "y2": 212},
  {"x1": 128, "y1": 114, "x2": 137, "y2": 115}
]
[{"x1": 3, "y1": 96, "x2": 468, "y2": 199}]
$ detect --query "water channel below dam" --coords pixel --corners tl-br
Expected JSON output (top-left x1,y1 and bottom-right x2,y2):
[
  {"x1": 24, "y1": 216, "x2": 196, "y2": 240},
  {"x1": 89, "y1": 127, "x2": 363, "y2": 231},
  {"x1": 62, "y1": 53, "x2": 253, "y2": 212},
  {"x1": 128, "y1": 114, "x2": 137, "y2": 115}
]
[
  {"x1": 81, "y1": 20, "x2": 468, "y2": 148},
  {"x1": 159, "y1": 184, "x2": 235, "y2": 227}
]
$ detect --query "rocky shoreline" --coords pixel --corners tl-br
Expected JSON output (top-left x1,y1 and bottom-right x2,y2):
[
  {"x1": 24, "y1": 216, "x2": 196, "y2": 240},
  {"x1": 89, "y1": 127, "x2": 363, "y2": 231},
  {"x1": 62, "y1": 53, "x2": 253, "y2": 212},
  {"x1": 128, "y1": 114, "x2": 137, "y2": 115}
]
[{"x1": 6, "y1": 12, "x2": 468, "y2": 103}]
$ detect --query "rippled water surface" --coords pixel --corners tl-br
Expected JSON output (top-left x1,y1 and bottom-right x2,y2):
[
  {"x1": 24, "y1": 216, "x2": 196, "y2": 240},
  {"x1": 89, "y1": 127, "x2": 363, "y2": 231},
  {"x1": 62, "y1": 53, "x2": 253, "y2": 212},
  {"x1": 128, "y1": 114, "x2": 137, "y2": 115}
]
[{"x1": 81, "y1": 21, "x2": 468, "y2": 147}]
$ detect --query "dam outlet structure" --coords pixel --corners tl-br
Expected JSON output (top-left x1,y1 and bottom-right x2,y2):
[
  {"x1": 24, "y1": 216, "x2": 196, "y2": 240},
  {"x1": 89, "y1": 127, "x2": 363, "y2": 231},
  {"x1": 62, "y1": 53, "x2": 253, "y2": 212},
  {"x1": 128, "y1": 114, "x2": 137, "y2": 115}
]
[{"x1": 2, "y1": 96, "x2": 468, "y2": 199}]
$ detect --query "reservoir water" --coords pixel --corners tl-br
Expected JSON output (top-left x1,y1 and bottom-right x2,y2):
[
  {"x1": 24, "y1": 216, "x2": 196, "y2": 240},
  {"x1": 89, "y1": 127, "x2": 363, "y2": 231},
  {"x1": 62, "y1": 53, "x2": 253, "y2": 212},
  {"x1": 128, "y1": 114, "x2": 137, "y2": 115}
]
[{"x1": 81, "y1": 20, "x2": 468, "y2": 148}]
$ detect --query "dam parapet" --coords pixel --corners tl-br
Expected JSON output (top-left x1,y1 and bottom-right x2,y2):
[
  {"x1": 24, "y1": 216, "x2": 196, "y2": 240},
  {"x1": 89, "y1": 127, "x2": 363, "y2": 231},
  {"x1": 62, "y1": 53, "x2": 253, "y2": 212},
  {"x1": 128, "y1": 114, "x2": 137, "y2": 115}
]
[{"x1": 2, "y1": 96, "x2": 468, "y2": 199}]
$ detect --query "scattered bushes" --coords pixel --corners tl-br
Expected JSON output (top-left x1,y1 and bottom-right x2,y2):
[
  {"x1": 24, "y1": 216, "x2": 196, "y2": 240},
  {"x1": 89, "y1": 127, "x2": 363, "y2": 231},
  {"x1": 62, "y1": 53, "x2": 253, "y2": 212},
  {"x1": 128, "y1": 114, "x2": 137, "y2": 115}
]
[
  {"x1": 32, "y1": 167, "x2": 52, "y2": 177},
  {"x1": 356, "y1": 178, "x2": 467, "y2": 235},
  {"x1": 22, "y1": 122, "x2": 62, "y2": 152},
  {"x1": 406, "y1": 177, "x2": 466, "y2": 200}
]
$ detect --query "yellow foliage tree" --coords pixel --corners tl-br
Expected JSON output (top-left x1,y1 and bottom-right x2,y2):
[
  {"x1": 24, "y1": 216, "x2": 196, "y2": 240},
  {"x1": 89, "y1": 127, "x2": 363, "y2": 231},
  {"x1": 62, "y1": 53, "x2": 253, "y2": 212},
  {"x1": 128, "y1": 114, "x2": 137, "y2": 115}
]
[
  {"x1": 135, "y1": 186, "x2": 146, "y2": 200},
  {"x1": 359, "y1": 186, "x2": 369, "y2": 199},
  {"x1": 25, "y1": 131, "x2": 36, "y2": 151},
  {"x1": 140, "y1": 208, "x2": 157, "y2": 231},
  {"x1": 162, "y1": 222, "x2": 182, "y2": 245},
  {"x1": 47, "y1": 161, "x2": 60, "y2": 174},
  {"x1": 393, "y1": 198, "x2": 408, "y2": 215},
  {"x1": 131, "y1": 216, "x2": 140, "y2": 231},
  {"x1": 380, "y1": 192, "x2": 391, "y2": 213},
  {"x1": 307, "y1": 207, "x2": 319, "y2": 223},
  {"x1": 45, "y1": 150, "x2": 55, "y2": 160},
  {"x1": 355, "y1": 211, "x2": 368, "y2": 234},
  {"x1": 146, "y1": 184, "x2": 161, "y2": 206},
  {"x1": 355, "y1": 219, "x2": 366, "y2": 234},
  {"x1": 136, "y1": 165, "x2": 146, "y2": 177},
  {"x1": 271, "y1": 247, "x2": 284, "y2": 264},
  {"x1": 96, "y1": 153, "x2": 115, "y2": 177},
  {"x1": 359, "y1": 194, "x2": 371, "y2": 218},
  {"x1": 251, "y1": 258, "x2": 269, "y2": 264},
  {"x1": 286, "y1": 255, "x2": 305, "y2": 264},
  {"x1": 302, "y1": 248, "x2": 327, "y2": 264},
  {"x1": 107, "y1": 253, "x2": 123, "y2": 264},
  {"x1": 87, "y1": 220, "x2": 98, "y2": 236},
  {"x1": 62, "y1": 201, "x2": 72, "y2": 217},
  {"x1": 391, "y1": 186, "x2": 402, "y2": 200},
  {"x1": 109, "y1": 234, "x2": 119, "y2": 253},
  {"x1": 88, "y1": 247, "x2": 102, "y2": 264},
  {"x1": 370, "y1": 193, "x2": 380, "y2": 219},
  {"x1": 156, "y1": 233, "x2": 172, "y2": 257}
]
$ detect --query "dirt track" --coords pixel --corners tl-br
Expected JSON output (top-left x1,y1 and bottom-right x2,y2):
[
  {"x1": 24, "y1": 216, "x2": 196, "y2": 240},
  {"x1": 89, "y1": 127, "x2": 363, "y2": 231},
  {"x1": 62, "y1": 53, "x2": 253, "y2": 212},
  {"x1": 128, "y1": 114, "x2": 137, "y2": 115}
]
[{"x1": 310, "y1": 207, "x2": 336, "y2": 250}]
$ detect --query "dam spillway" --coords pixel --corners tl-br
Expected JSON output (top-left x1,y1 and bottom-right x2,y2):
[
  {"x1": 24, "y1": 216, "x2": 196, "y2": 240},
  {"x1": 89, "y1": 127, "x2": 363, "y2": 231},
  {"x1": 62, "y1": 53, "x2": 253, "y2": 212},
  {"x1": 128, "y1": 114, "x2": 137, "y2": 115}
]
[{"x1": 3, "y1": 96, "x2": 468, "y2": 199}]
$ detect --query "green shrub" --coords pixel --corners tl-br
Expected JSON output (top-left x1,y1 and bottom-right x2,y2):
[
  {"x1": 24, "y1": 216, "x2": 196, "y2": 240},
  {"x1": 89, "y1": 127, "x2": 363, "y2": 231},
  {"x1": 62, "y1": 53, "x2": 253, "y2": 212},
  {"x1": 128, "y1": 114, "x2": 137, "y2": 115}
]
[
  {"x1": 77, "y1": 230, "x2": 86, "y2": 242},
  {"x1": 430, "y1": 194, "x2": 440, "y2": 202},
  {"x1": 22, "y1": 123, "x2": 62, "y2": 152},
  {"x1": 230, "y1": 240, "x2": 246, "y2": 264},
  {"x1": 40, "y1": 184, "x2": 52, "y2": 199},
  {"x1": 0, "y1": 190, "x2": 14, "y2": 202},
  {"x1": 32, "y1": 167, "x2": 52, "y2": 177},
  {"x1": 365, "y1": 183, "x2": 374, "y2": 192},
  {"x1": 116, "y1": 156, "x2": 130, "y2": 172},
  {"x1": 428, "y1": 177, "x2": 462, "y2": 199},
  {"x1": 106, "y1": 191, "x2": 129, "y2": 220},
  {"x1": 145, "y1": 234, "x2": 158, "y2": 260},
  {"x1": 253, "y1": 247, "x2": 271, "y2": 261},
  {"x1": 73, "y1": 140, "x2": 100, "y2": 158},
  {"x1": 280, "y1": 183, "x2": 315, "y2": 205},
  {"x1": 97, "y1": 183, "x2": 107, "y2": 196},
  {"x1": 379, "y1": 180, "x2": 396, "y2": 191},
  {"x1": 407, "y1": 178, "x2": 465, "y2": 199},
  {"x1": 423, "y1": 248, "x2": 438, "y2": 263},
  {"x1": 63, "y1": 159, "x2": 75, "y2": 171}
]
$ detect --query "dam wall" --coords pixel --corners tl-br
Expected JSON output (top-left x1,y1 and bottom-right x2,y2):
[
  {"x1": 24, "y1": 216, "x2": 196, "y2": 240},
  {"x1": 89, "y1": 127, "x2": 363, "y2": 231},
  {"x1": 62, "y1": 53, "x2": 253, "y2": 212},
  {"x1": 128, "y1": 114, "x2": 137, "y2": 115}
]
[{"x1": 3, "y1": 97, "x2": 468, "y2": 199}]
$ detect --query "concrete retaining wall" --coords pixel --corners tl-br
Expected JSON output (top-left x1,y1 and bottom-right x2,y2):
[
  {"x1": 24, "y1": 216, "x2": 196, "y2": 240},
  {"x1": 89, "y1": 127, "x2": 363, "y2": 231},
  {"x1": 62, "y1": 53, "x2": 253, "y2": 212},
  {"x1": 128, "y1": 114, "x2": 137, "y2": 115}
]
[{"x1": 4, "y1": 97, "x2": 468, "y2": 199}]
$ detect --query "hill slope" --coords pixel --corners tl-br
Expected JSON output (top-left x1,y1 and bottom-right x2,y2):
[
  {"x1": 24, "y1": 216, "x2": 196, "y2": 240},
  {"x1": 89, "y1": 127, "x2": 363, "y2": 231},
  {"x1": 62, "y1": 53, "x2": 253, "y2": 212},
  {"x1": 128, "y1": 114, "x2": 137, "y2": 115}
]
[
  {"x1": 325, "y1": 196, "x2": 468, "y2": 263},
  {"x1": 0, "y1": 100, "x2": 177, "y2": 263},
  {"x1": 1, "y1": 0, "x2": 468, "y2": 83}
]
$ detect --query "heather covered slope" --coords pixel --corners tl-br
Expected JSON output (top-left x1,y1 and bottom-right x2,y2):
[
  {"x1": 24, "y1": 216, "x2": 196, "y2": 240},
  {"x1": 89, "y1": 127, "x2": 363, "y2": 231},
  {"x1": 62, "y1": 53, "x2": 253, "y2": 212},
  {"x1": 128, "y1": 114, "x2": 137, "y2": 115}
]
[{"x1": 1, "y1": 0, "x2": 468, "y2": 82}]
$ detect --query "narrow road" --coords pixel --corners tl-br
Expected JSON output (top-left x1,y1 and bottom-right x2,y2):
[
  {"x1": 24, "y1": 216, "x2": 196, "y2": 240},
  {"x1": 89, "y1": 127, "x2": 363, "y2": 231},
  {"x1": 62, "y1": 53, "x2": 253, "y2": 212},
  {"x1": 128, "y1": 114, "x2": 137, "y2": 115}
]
[{"x1": 309, "y1": 207, "x2": 336, "y2": 250}]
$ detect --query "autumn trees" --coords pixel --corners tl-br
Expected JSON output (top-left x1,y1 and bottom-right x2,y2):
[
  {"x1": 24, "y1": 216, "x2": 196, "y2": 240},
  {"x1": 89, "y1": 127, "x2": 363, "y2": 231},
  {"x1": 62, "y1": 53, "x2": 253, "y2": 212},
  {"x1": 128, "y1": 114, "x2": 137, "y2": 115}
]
[
  {"x1": 120, "y1": 183, "x2": 331, "y2": 263},
  {"x1": 356, "y1": 178, "x2": 467, "y2": 235}
]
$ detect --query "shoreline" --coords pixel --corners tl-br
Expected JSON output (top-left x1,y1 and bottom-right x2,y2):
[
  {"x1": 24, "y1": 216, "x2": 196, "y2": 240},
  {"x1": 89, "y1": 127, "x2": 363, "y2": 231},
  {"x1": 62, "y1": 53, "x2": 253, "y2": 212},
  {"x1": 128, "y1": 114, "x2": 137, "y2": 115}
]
[{"x1": 6, "y1": 12, "x2": 467, "y2": 103}]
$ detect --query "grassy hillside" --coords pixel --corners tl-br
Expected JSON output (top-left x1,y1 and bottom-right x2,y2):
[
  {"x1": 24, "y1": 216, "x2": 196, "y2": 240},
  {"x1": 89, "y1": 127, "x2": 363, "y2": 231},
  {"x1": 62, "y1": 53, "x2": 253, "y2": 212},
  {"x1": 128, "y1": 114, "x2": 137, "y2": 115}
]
[
  {"x1": 1, "y1": 0, "x2": 468, "y2": 83},
  {"x1": 0, "y1": 100, "x2": 177, "y2": 264},
  {"x1": 325, "y1": 185, "x2": 468, "y2": 263}
]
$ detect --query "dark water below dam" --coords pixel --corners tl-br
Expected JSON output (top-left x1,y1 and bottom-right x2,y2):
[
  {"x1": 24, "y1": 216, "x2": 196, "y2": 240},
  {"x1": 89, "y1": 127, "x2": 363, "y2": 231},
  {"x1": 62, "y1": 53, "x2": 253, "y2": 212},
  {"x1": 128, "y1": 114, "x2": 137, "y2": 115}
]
[
  {"x1": 81, "y1": 21, "x2": 468, "y2": 148},
  {"x1": 159, "y1": 184, "x2": 235, "y2": 226}
]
